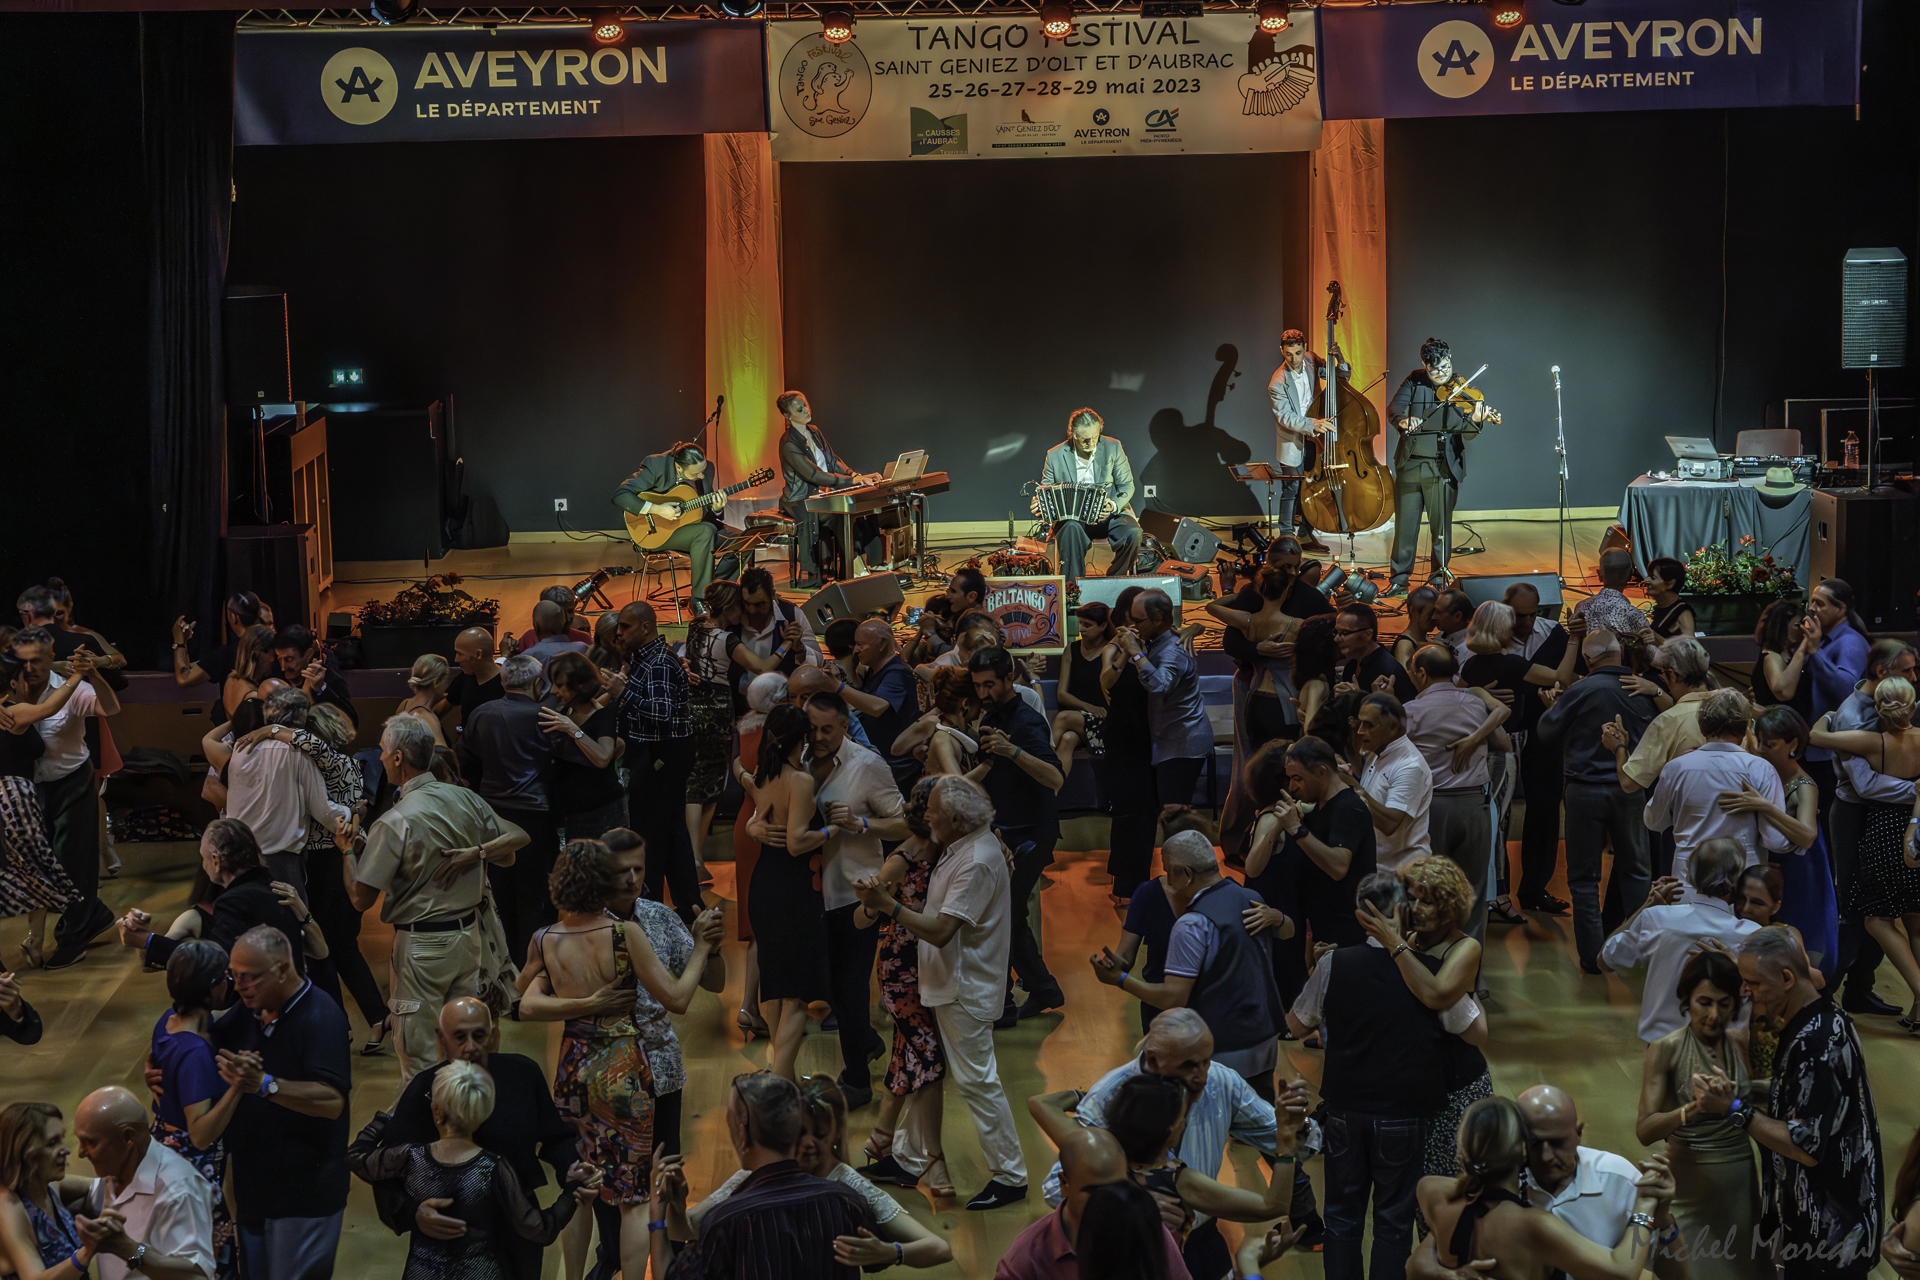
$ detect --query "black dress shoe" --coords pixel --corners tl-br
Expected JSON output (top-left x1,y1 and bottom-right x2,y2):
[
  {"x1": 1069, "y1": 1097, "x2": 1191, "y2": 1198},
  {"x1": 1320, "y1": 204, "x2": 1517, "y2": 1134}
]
[
  {"x1": 44, "y1": 941, "x2": 89, "y2": 971},
  {"x1": 1842, "y1": 987, "x2": 1902, "y2": 1017},
  {"x1": 1521, "y1": 892, "x2": 1571, "y2": 917},
  {"x1": 857, "y1": 1154, "x2": 919, "y2": 1187},
  {"x1": 993, "y1": 1003, "x2": 1018, "y2": 1030},
  {"x1": 838, "y1": 1083, "x2": 876, "y2": 1111},
  {"x1": 965, "y1": 1179, "x2": 1029, "y2": 1211},
  {"x1": 1579, "y1": 957, "x2": 1603, "y2": 975},
  {"x1": 1017, "y1": 987, "x2": 1065, "y2": 1019},
  {"x1": 821, "y1": 1012, "x2": 840, "y2": 1032}
]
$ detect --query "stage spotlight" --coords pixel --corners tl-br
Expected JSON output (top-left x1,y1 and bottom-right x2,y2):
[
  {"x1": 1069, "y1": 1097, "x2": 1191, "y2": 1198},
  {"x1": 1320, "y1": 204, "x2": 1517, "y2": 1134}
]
[
  {"x1": 590, "y1": 11, "x2": 627, "y2": 43},
  {"x1": 718, "y1": 0, "x2": 765, "y2": 15},
  {"x1": 368, "y1": 0, "x2": 416, "y2": 24},
  {"x1": 1040, "y1": 1, "x2": 1074, "y2": 40},
  {"x1": 820, "y1": 6, "x2": 855, "y2": 42},
  {"x1": 1488, "y1": 0, "x2": 1525, "y2": 28},
  {"x1": 1255, "y1": 1, "x2": 1289, "y2": 34}
]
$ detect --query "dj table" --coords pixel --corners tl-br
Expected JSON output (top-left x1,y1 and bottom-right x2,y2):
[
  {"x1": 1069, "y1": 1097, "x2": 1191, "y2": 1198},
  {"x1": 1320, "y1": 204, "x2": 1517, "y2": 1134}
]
[{"x1": 1621, "y1": 475, "x2": 1812, "y2": 589}]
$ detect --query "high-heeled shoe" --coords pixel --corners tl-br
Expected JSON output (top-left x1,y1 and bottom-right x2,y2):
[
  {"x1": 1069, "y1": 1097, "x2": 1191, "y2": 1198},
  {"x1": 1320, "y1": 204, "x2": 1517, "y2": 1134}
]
[
  {"x1": 360, "y1": 1015, "x2": 393, "y2": 1056},
  {"x1": 926, "y1": 1155, "x2": 955, "y2": 1199},
  {"x1": 15, "y1": 937, "x2": 43, "y2": 970},
  {"x1": 737, "y1": 1008, "x2": 769, "y2": 1041},
  {"x1": 862, "y1": 1128, "x2": 894, "y2": 1164}
]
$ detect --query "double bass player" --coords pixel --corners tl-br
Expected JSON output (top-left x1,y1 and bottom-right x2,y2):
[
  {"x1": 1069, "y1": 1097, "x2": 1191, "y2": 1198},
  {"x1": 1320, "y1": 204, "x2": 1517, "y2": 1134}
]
[{"x1": 1266, "y1": 327, "x2": 1345, "y2": 554}]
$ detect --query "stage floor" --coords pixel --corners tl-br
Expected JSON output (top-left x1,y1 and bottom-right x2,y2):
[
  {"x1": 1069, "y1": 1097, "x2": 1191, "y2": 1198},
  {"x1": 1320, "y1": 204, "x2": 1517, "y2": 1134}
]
[{"x1": 8, "y1": 820, "x2": 1917, "y2": 1280}]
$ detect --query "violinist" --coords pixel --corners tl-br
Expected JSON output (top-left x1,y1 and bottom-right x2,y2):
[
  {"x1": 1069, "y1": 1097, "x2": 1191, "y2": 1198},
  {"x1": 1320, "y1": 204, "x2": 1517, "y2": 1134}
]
[
  {"x1": 1266, "y1": 328, "x2": 1344, "y2": 555},
  {"x1": 1384, "y1": 338, "x2": 1493, "y2": 596}
]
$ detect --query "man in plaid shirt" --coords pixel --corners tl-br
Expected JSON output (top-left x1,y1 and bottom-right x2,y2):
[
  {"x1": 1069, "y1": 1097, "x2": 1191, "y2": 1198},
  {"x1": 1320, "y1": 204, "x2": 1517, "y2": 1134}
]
[{"x1": 613, "y1": 602, "x2": 698, "y2": 919}]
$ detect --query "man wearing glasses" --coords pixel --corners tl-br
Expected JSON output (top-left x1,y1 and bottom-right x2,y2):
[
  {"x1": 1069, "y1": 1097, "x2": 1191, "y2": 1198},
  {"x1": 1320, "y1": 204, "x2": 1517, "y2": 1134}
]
[
  {"x1": 1332, "y1": 603, "x2": 1416, "y2": 705},
  {"x1": 1385, "y1": 337, "x2": 1491, "y2": 595},
  {"x1": 210, "y1": 925, "x2": 352, "y2": 1280}
]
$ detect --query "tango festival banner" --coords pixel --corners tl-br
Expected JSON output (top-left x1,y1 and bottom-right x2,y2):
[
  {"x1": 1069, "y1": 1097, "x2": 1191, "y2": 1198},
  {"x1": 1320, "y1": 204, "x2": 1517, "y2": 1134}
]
[
  {"x1": 767, "y1": 13, "x2": 1322, "y2": 161},
  {"x1": 236, "y1": 24, "x2": 767, "y2": 145},
  {"x1": 985, "y1": 576, "x2": 1067, "y2": 654},
  {"x1": 1319, "y1": 0, "x2": 1859, "y2": 120}
]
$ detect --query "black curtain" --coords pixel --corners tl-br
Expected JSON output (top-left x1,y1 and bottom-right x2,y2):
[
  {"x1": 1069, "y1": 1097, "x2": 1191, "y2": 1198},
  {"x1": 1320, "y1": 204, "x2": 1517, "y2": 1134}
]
[{"x1": 144, "y1": 12, "x2": 237, "y2": 664}]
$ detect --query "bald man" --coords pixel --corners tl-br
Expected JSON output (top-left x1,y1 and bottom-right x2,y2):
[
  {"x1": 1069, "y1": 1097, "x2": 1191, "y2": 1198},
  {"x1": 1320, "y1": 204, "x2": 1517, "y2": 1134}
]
[
  {"x1": 521, "y1": 600, "x2": 588, "y2": 671},
  {"x1": 838, "y1": 618, "x2": 921, "y2": 785},
  {"x1": 998, "y1": 1129, "x2": 1190, "y2": 1280},
  {"x1": 611, "y1": 601, "x2": 699, "y2": 916},
  {"x1": 1409, "y1": 1085, "x2": 1685, "y2": 1280},
  {"x1": 440, "y1": 626, "x2": 505, "y2": 731},
  {"x1": 370, "y1": 999, "x2": 579, "y2": 1280},
  {"x1": 788, "y1": 665, "x2": 876, "y2": 749},
  {"x1": 73, "y1": 1086, "x2": 216, "y2": 1280}
]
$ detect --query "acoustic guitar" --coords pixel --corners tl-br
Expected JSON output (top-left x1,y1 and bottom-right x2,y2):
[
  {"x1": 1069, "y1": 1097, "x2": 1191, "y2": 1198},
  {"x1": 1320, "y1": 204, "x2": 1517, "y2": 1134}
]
[{"x1": 624, "y1": 467, "x2": 775, "y2": 551}]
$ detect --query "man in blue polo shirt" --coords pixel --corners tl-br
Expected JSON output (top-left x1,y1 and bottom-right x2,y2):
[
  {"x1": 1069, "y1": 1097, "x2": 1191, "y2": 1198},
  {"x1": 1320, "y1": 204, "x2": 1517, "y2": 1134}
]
[
  {"x1": 211, "y1": 925, "x2": 352, "y2": 1280},
  {"x1": 837, "y1": 619, "x2": 921, "y2": 787}
]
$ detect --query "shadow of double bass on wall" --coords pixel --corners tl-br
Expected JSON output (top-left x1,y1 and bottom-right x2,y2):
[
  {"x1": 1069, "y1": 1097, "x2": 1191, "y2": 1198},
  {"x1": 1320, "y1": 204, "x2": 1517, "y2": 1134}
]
[{"x1": 1135, "y1": 343, "x2": 1263, "y2": 518}]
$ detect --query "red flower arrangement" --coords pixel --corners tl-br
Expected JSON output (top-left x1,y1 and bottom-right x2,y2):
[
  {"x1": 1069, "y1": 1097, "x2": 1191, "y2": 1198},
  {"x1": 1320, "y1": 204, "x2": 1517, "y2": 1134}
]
[{"x1": 357, "y1": 573, "x2": 500, "y2": 629}]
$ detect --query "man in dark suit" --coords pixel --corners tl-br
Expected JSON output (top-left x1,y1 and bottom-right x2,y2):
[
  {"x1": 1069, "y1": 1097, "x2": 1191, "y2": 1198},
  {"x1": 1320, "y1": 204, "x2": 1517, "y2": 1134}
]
[
  {"x1": 613, "y1": 442, "x2": 718, "y2": 602},
  {"x1": 1037, "y1": 407, "x2": 1141, "y2": 583},
  {"x1": 1385, "y1": 338, "x2": 1491, "y2": 594},
  {"x1": 776, "y1": 389, "x2": 877, "y2": 584}
]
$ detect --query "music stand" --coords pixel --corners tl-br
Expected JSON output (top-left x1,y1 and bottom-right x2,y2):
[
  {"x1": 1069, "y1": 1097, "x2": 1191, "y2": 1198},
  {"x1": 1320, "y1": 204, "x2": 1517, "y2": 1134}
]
[{"x1": 1229, "y1": 464, "x2": 1287, "y2": 537}]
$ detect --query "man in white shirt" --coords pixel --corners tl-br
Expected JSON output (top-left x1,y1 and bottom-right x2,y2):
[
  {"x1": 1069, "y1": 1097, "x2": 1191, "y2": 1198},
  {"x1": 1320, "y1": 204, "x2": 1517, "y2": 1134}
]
[
  {"x1": 1266, "y1": 328, "x2": 1338, "y2": 553},
  {"x1": 9, "y1": 630, "x2": 122, "y2": 970},
  {"x1": 224, "y1": 689, "x2": 352, "y2": 898},
  {"x1": 1431, "y1": 589, "x2": 1475, "y2": 665},
  {"x1": 72, "y1": 1086, "x2": 216, "y2": 1280},
  {"x1": 1403, "y1": 647, "x2": 1509, "y2": 942},
  {"x1": 808, "y1": 693, "x2": 908, "y2": 1109},
  {"x1": 853, "y1": 776, "x2": 1027, "y2": 1211},
  {"x1": 1600, "y1": 838, "x2": 1759, "y2": 1042},
  {"x1": 1645, "y1": 689, "x2": 1790, "y2": 884},
  {"x1": 1342, "y1": 693, "x2": 1433, "y2": 870}
]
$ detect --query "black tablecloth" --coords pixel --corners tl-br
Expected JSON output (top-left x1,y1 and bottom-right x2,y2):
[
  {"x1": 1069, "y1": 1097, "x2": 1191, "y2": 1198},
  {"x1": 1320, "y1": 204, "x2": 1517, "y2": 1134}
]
[{"x1": 1620, "y1": 476, "x2": 1813, "y2": 588}]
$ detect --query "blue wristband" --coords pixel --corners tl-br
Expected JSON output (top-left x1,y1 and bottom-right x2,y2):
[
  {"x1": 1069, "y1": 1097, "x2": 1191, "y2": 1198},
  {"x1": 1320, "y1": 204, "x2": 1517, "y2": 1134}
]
[
  {"x1": 70, "y1": 1252, "x2": 87, "y2": 1274},
  {"x1": 648, "y1": 1219, "x2": 667, "y2": 1232}
]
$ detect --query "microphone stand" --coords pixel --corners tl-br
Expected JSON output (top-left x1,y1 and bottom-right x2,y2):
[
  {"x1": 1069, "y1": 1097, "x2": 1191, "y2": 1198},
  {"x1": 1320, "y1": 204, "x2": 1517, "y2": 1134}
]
[{"x1": 1553, "y1": 366, "x2": 1568, "y2": 586}]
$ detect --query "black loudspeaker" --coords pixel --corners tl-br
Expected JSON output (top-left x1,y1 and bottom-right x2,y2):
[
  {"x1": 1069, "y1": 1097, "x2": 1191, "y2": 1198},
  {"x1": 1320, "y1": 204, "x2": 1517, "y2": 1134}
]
[
  {"x1": 1842, "y1": 248, "x2": 1907, "y2": 370},
  {"x1": 802, "y1": 574, "x2": 907, "y2": 632},
  {"x1": 1139, "y1": 511, "x2": 1222, "y2": 564},
  {"x1": 1810, "y1": 488, "x2": 1920, "y2": 629},
  {"x1": 225, "y1": 524, "x2": 320, "y2": 633},
  {"x1": 1453, "y1": 573, "x2": 1566, "y2": 621},
  {"x1": 224, "y1": 290, "x2": 292, "y2": 406}
]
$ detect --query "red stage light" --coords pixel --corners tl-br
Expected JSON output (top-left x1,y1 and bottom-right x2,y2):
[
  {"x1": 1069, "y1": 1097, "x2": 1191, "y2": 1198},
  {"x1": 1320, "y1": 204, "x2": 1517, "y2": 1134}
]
[
  {"x1": 591, "y1": 11, "x2": 627, "y2": 43},
  {"x1": 1256, "y1": 2, "x2": 1289, "y2": 34},
  {"x1": 1040, "y1": 2, "x2": 1074, "y2": 40},
  {"x1": 820, "y1": 6, "x2": 855, "y2": 42},
  {"x1": 1489, "y1": 1, "x2": 1524, "y2": 28}
]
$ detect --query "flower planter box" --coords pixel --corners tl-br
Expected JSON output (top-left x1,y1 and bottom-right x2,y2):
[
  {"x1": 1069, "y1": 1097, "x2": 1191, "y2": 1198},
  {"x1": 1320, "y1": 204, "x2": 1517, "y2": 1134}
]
[
  {"x1": 360, "y1": 624, "x2": 481, "y2": 671},
  {"x1": 1686, "y1": 593, "x2": 1797, "y2": 638}
]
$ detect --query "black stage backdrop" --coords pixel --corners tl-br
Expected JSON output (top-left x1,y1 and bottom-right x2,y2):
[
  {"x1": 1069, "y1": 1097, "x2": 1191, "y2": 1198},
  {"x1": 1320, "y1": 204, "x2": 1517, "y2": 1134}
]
[
  {"x1": 781, "y1": 153, "x2": 1311, "y2": 524},
  {"x1": 227, "y1": 135, "x2": 707, "y2": 557},
  {"x1": 0, "y1": 15, "x2": 153, "y2": 653}
]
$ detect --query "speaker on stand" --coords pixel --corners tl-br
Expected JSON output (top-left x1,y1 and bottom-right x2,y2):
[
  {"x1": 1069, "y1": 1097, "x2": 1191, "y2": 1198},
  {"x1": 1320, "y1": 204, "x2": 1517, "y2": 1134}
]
[{"x1": 1842, "y1": 247, "x2": 1908, "y2": 488}]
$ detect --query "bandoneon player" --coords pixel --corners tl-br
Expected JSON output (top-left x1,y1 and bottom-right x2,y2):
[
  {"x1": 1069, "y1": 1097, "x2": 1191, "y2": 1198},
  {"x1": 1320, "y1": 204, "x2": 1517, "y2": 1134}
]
[{"x1": 1036, "y1": 407, "x2": 1141, "y2": 583}]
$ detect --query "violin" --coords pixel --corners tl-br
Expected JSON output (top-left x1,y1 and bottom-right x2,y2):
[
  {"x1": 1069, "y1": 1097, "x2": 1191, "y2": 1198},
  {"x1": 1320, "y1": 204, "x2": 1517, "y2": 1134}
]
[{"x1": 1435, "y1": 377, "x2": 1502, "y2": 426}]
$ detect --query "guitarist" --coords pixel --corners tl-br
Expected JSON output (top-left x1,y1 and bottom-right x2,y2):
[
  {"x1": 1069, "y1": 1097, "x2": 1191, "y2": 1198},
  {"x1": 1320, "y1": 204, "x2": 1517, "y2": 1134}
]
[
  {"x1": 613, "y1": 441, "x2": 720, "y2": 608},
  {"x1": 1384, "y1": 337, "x2": 1491, "y2": 596},
  {"x1": 777, "y1": 390, "x2": 878, "y2": 585}
]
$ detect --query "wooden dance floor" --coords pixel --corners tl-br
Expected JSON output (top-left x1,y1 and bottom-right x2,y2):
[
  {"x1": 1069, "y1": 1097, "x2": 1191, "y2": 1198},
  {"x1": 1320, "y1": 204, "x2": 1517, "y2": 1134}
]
[{"x1": 7, "y1": 813, "x2": 1918, "y2": 1279}]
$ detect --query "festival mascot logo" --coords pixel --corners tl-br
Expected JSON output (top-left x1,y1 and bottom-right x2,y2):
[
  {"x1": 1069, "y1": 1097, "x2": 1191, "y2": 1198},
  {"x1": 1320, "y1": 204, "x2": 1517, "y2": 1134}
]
[
  {"x1": 778, "y1": 37, "x2": 873, "y2": 138},
  {"x1": 1237, "y1": 26, "x2": 1315, "y2": 116}
]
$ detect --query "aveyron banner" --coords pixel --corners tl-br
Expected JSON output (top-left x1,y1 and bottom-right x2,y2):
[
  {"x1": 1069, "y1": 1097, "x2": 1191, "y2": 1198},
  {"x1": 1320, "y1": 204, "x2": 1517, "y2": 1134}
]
[
  {"x1": 767, "y1": 13, "x2": 1321, "y2": 161},
  {"x1": 236, "y1": 24, "x2": 767, "y2": 146},
  {"x1": 1319, "y1": 0, "x2": 1858, "y2": 120}
]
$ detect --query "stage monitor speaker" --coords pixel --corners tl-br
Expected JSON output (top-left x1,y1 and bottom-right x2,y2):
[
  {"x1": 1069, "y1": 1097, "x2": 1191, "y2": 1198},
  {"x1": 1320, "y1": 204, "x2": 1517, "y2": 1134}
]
[
  {"x1": 1842, "y1": 248, "x2": 1908, "y2": 370},
  {"x1": 1139, "y1": 511, "x2": 1222, "y2": 565},
  {"x1": 1810, "y1": 488, "x2": 1920, "y2": 629},
  {"x1": 802, "y1": 574, "x2": 907, "y2": 632},
  {"x1": 1453, "y1": 573, "x2": 1566, "y2": 621},
  {"x1": 1073, "y1": 575, "x2": 1181, "y2": 612},
  {"x1": 224, "y1": 290, "x2": 292, "y2": 406},
  {"x1": 224, "y1": 524, "x2": 320, "y2": 634}
]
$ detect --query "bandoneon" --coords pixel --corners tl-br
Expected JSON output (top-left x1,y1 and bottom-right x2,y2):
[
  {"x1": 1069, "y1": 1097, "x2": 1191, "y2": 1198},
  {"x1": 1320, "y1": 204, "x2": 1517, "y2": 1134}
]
[{"x1": 1030, "y1": 482, "x2": 1107, "y2": 525}]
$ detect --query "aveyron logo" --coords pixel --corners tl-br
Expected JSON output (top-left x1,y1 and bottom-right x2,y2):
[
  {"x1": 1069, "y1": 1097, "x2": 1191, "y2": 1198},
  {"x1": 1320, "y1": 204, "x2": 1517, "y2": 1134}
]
[
  {"x1": 1417, "y1": 20, "x2": 1495, "y2": 99},
  {"x1": 321, "y1": 47, "x2": 399, "y2": 125},
  {"x1": 778, "y1": 37, "x2": 873, "y2": 138}
]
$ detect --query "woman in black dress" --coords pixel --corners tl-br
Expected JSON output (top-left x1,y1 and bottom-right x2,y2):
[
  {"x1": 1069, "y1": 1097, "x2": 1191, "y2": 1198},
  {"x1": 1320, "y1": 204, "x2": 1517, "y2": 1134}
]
[
  {"x1": 745, "y1": 703, "x2": 832, "y2": 1079},
  {"x1": 1051, "y1": 602, "x2": 1120, "y2": 786},
  {"x1": 349, "y1": 1060, "x2": 599, "y2": 1280},
  {"x1": 1749, "y1": 600, "x2": 1814, "y2": 720},
  {"x1": 1102, "y1": 585, "x2": 1157, "y2": 905},
  {"x1": 1642, "y1": 557, "x2": 1697, "y2": 644}
]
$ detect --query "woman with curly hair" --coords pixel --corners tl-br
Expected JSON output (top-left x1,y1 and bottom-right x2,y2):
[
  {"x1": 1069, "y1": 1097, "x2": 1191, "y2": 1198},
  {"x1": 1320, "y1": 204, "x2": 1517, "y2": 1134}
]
[
  {"x1": 1416, "y1": 1095, "x2": 1676, "y2": 1280},
  {"x1": 1749, "y1": 600, "x2": 1813, "y2": 720},
  {"x1": 522, "y1": 840, "x2": 724, "y2": 1280},
  {"x1": 1360, "y1": 855, "x2": 1491, "y2": 1178}
]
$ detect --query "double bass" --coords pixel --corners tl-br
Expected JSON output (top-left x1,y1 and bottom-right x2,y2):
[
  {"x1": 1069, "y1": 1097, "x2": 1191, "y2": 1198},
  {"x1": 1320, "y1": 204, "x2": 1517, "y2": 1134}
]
[{"x1": 1297, "y1": 280, "x2": 1393, "y2": 536}]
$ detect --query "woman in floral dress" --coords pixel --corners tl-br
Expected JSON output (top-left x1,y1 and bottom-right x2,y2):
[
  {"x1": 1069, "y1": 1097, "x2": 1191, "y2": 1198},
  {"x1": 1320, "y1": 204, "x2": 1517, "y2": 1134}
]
[{"x1": 853, "y1": 777, "x2": 951, "y2": 1197}]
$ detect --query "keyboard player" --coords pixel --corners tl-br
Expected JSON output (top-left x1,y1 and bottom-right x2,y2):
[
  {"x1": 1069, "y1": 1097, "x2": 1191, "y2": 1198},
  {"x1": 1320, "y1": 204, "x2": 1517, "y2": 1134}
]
[
  {"x1": 777, "y1": 389, "x2": 882, "y2": 584},
  {"x1": 1036, "y1": 407, "x2": 1141, "y2": 583}
]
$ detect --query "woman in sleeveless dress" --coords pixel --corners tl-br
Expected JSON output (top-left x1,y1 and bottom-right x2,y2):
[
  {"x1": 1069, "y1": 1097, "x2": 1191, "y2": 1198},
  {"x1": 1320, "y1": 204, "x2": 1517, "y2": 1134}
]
[
  {"x1": 1213, "y1": 568, "x2": 1308, "y2": 862},
  {"x1": 1642, "y1": 557, "x2": 1697, "y2": 647},
  {"x1": 1418, "y1": 1096, "x2": 1676, "y2": 1280},
  {"x1": 0, "y1": 1102, "x2": 95, "y2": 1280},
  {"x1": 1289, "y1": 614, "x2": 1343, "y2": 743},
  {"x1": 1050, "y1": 602, "x2": 1120, "y2": 786},
  {"x1": 1723, "y1": 705, "x2": 1838, "y2": 969},
  {"x1": 1810, "y1": 676, "x2": 1920, "y2": 1029},
  {"x1": 146, "y1": 940, "x2": 242, "y2": 1280},
  {"x1": 1748, "y1": 601, "x2": 1814, "y2": 721},
  {"x1": 1635, "y1": 950, "x2": 1767, "y2": 1280},
  {"x1": 520, "y1": 840, "x2": 723, "y2": 1280},
  {"x1": 0, "y1": 668, "x2": 82, "y2": 970},
  {"x1": 397, "y1": 654, "x2": 450, "y2": 745},
  {"x1": 744, "y1": 703, "x2": 832, "y2": 1080},
  {"x1": 728, "y1": 671, "x2": 789, "y2": 1040},
  {"x1": 222, "y1": 624, "x2": 277, "y2": 719},
  {"x1": 1100, "y1": 586, "x2": 1158, "y2": 905}
]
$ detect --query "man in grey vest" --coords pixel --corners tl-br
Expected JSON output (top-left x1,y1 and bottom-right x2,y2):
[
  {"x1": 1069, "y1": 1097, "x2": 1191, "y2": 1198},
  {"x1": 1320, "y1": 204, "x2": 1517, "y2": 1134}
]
[{"x1": 1036, "y1": 407, "x2": 1141, "y2": 583}]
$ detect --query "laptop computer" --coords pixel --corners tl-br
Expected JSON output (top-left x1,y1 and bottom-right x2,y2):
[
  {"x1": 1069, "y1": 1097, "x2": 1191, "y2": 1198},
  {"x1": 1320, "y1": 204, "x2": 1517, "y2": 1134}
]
[
  {"x1": 1665, "y1": 436, "x2": 1723, "y2": 461},
  {"x1": 883, "y1": 450, "x2": 929, "y2": 484}
]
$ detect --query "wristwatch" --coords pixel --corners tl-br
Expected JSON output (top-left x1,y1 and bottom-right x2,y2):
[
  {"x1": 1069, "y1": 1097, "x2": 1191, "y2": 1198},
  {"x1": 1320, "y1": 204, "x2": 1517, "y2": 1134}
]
[
  {"x1": 572, "y1": 728, "x2": 586, "y2": 740},
  {"x1": 1726, "y1": 1099, "x2": 1755, "y2": 1129},
  {"x1": 258, "y1": 1073, "x2": 280, "y2": 1098},
  {"x1": 127, "y1": 1243, "x2": 149, "y2": 1272},
  {"x1": 1628, "y1": 1211, "x2": 1656, "y2": 1232}
]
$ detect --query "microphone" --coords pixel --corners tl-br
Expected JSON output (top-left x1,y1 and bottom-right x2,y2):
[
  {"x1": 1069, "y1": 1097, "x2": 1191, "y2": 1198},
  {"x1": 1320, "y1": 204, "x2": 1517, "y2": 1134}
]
[{"x1": 1551, "y1": 365, "x2": 1562, "y2": 390}]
